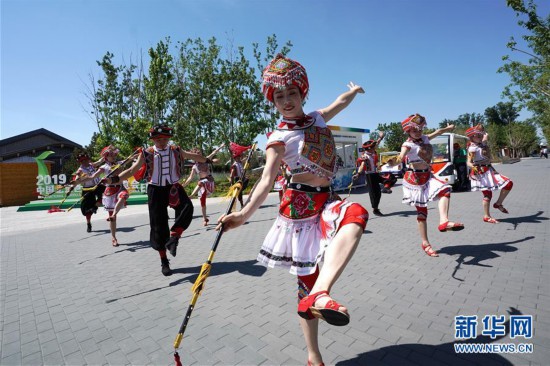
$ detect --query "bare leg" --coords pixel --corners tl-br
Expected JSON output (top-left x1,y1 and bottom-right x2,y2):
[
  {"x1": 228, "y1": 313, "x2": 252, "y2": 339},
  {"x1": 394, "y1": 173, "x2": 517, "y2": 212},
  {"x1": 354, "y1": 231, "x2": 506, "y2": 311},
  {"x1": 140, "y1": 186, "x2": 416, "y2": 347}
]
[
  {"x1": 482, "y1": 197, "x2": 491, "y2": 218},
  {"x1": 495, "y1": 189, "x2": 511, "y2": 206},
  {"x1": 202, "y1": 206, "x2": 208, "y2": 222},
  {"x1": 112, "y1": 197, "x2": 126, "y2": 220},
  {"x1": 438, "y1": 196, "x2": 450, "y2": 225},
  {"x1": 417, "y1": 219, "x2": 429, "y2": 244},
  {"x1": 109, "y1": 213, "x2": 118, "y2": 246},
  {"x1": 300, "y1": 318, "x2": 322, "y2": 365},
  {"x1": 309, "y1": 224, "x2": 362, "y2": 309}
]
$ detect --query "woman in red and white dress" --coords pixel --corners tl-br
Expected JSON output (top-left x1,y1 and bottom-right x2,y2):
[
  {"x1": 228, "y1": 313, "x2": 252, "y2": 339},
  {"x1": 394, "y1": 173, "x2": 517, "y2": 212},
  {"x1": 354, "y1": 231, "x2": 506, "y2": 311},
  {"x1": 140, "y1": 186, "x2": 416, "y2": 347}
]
[
  {"x1": 388, "y1": 114, "x2": 464, "y2": 257},
  {"x1": 81, "y1": 145, "x2": 129, "y2": 246},
  {"x1": 183, "y1": 144, "x2": 224, "y2": 226},
  {"x1": 466, "y1": 124, "x2": 513, "y2": 224},
  {"x1": 217, "y1": 54, "x2": 368, "y2": 366}
]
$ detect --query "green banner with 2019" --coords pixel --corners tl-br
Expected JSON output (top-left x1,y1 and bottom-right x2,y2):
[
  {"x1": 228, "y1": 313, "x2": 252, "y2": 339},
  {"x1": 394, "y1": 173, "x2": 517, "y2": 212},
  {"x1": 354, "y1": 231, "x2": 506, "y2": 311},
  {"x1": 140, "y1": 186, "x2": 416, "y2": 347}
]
[{"x1": 35, "y1": 151, "x2": 80, "y2": 200}]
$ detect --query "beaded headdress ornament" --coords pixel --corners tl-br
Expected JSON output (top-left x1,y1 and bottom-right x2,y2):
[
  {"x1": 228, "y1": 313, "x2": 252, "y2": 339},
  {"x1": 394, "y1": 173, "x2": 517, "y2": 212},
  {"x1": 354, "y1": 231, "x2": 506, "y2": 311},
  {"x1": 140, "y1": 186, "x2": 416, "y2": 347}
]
[{"x1": 262, "y1": 54, "x2": 309, "y2": 103}]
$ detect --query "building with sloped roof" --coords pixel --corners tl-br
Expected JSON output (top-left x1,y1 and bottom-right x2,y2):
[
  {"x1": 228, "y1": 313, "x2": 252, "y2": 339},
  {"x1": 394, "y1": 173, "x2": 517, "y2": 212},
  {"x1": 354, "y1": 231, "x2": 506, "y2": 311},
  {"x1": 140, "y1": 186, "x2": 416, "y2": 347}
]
[{"x1": 0, "y1": 128, "x2": 82, "y2": 175}]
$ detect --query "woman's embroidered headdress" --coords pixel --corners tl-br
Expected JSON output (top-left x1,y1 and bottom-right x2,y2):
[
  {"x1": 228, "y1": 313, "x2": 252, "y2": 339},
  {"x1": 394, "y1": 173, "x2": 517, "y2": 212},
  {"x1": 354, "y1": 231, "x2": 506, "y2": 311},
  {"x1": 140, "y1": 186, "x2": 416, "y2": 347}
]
[
  {"x1": 100, "y1": 145, "x2": 119, "y2": 158},
  {"x1": 466, "y1": 124, "x2": 485, "y2": 138},
  {"x1": 401, "y1": 113, "x2": 426, "y2": 133},
  {"x1": 262, "y1": 54, "x2": 309, "y2": 103}
]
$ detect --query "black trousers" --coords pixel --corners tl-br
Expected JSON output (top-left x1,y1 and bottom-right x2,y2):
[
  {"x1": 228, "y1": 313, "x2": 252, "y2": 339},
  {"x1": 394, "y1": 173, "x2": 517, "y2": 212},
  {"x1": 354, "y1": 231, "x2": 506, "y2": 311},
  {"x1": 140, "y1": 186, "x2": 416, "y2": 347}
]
[
  {"x1": 147, "y1": 184, "x2": 194, "y2": 252},
  {"x1": 455, "y1": 163, "x2": 469, "y2": 191},
  {"x1": 365, "y1": 173, "x2": 382, "y2": 209},
  {"x1": 80, "y1": 185, "x2": 105, "y2": 216}
]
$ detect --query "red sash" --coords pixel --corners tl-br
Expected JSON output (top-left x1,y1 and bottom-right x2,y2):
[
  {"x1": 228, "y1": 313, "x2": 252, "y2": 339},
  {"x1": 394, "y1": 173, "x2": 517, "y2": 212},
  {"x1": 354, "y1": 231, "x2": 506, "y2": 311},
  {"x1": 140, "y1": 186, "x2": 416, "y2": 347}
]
[
  {"x1": 470, "y1": 165, "x2": 491, "y2": 178},
  {"x1": 279, "y1": 188, "x2": 330, "y2": 219},
  {"x1": 404, "y1": 171, "x2": 431, "y2": 186},
  {"x1": 104, "y1": 186, "x2": 121, "y2": 196}
]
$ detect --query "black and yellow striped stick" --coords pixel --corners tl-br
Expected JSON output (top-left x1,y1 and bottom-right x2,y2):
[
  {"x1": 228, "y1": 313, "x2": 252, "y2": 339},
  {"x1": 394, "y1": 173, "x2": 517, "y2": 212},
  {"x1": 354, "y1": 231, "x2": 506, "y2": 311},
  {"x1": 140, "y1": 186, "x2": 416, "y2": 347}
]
[{"x1": 172, "y1": 143, "x2": 256, "y2": 365}]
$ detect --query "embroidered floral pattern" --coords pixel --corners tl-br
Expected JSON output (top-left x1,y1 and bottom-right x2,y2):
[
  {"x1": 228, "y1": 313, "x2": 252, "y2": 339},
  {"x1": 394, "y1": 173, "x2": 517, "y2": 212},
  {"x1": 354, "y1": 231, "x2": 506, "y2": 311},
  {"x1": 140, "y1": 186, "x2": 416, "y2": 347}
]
[
  {"x1": 301, "y1": 125, "x2": 336, "y2": 177},
  {"x1": 404, "y1": 171, "x2": 431, "y2": 186},
  {"x1": 290, "y1": 192, "x2": 315, "y2": 217}
]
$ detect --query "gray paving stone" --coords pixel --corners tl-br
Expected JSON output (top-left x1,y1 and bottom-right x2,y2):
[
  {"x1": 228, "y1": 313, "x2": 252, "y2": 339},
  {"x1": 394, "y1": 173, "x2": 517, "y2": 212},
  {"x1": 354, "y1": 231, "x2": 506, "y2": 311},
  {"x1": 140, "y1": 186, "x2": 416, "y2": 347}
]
[
  {"x1": 83, "y1": 349, "x2": 109, "y2": 365},
  {"x1": 63, "y1": 350, "x2": 86, "y2": 365},
  {"x1": 1, "y1": 160, "x2": 549, "y2": 365},
  {"x1": 0, "y1": 352, "x2": 22, "y2": 366},
  {"x1": 42, "y1": 350, "x2": 65, "y2": 366}
]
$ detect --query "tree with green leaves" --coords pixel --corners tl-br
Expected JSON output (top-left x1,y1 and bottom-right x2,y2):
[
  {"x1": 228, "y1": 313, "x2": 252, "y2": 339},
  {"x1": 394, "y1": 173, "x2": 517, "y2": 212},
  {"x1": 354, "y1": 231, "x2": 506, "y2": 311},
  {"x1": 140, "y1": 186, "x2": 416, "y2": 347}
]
[
  {"x1": 85, "y1": 35, "x2": 293, "y2": 161},
  {"x1": 439, "y1": 113, "x2": 485, "y2": 130},
  {"x1": 484, "y1": 102, "x2": 520, "y2": 125},
  {"x1": 375, "y1": 122, "x2": 406, "y2": 152},
  {"x1": 499, "y1": 0, "x2": 550, "y2": 143}
]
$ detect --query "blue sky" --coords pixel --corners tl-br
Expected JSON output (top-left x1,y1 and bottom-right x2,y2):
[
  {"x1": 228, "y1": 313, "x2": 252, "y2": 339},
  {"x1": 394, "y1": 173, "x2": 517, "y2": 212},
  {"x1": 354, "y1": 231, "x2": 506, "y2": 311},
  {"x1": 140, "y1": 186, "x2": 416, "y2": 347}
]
[{"x1": 2, "y1": 0, "x2": 548, "y2": 148}]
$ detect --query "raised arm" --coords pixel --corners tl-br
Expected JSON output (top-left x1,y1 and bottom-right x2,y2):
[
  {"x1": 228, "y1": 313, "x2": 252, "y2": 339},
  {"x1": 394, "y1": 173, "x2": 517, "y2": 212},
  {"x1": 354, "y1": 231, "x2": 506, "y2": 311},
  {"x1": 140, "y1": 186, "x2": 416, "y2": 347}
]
[
  {"x1": 91, "y1": 157, "x2": 105, "y2": 169},
  {"x1": 427, "y1": 124, "x2": 455, "y2": 140},
  {"x1": 117, "y1": 154, "x2": 145, "y2": 181},
  {"x1": 100, "y1": 154, "x2": 145, "y2": 185},
  {"x1": 376, "y1": 131, "x2": 385, "y2": 145},
  {"x1": 181, "y1": 150, "x2": 210, "y2": 163},
  {"x1": 318, "y1": 82, "x2": 365, "y2": 123},
  {"x1": 388, "y1": 145, "x2": 410, "y2": 166},
  {"x1": 207, "y1": 143, "x2": 226, "y2": 160},
  {"x1": 72, "y1": 167, "x2": 103, "y2": 186},
  {"x1": 182, "y1": 167, "x2": 196, "y2": 187}
]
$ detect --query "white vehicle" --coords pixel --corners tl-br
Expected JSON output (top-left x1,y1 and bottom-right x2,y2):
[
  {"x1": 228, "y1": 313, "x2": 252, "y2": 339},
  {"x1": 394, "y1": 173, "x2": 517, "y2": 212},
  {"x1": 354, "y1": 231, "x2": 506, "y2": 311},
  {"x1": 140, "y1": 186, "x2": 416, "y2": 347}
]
[
  {"x1": 430, "y1": 133, "x2": 469, "y2": 185},
  {"x1": 378, "y1": 151, "x2": 405, "y2": 178}
]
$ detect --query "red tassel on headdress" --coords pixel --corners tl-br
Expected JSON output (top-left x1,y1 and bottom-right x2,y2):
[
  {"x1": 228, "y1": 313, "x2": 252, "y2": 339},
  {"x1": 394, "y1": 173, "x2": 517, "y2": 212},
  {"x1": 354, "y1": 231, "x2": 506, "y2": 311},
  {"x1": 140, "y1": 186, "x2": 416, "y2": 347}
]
[
  {"x1": 174, "y1": 351, "x2": 182, "y2": 366},
  {"x1": 229, "y1": 142, "x2": 252, "y2": 158}
]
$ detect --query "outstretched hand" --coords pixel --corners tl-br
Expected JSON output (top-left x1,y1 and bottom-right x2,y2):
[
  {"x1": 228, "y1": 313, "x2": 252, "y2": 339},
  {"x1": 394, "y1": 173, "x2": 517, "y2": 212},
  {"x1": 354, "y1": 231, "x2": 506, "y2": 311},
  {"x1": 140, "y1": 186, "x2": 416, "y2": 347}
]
[
  {"x1": 347, "y1": 81, "x2": 365, "y2": 94},
  {"x1": 216, "y1": 211, "x2": 246, "y2": 232}
]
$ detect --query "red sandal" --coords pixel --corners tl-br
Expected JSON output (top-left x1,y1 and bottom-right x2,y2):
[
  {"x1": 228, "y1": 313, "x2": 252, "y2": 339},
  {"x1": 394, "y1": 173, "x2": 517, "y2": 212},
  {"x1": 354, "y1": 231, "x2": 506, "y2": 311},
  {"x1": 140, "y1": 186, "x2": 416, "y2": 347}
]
[
  {"x1": 483, "y1": 217, "x2": 499, "y2": 224},
  {"x1": 438, "y1": 221, "x2": 465, "y2": 232},
  {"x1": 493, "y1": 203, "x2": 509, "y2": 214},
  {"x1": 297, "y1": 291, "x2": 350, "y2": 326},
  {"x1": 307, "y1": 361, "x2": 325, "y2": 366},
  {"x1": 421, "y1": 242, "x2": 438, "y2": 257}
]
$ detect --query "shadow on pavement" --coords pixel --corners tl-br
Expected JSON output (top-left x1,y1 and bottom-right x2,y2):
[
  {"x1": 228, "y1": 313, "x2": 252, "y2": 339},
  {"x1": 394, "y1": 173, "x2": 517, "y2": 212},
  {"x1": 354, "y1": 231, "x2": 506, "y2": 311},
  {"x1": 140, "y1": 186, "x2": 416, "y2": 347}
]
[
  {"x1": 259, "y1": 203, "x2": 279, "y2": 209},
  {"x1": 77, "y1": 240, "x2": 151, "y2": 264},
  {"x1": 105, "y1": 259, "x2": 266, "y2": 303},
  {"x1": 497, "y1": 210, "x2": 548, "y2": 230},
  {"x1": 374, "y1": 209, "x2": 416, "y2": 218},
  {"x1": 72, "y1": 223, "x2": 150, "y2": 240},
  {"x1": 336, "y1": 308, "x2": 522, "y2": 366},
  {"x1": 77, "y1": 232, "x2": 201, "y2": 264},
  {"x1": 438, "y1": 236, "x2": 535, "y2": 281}
]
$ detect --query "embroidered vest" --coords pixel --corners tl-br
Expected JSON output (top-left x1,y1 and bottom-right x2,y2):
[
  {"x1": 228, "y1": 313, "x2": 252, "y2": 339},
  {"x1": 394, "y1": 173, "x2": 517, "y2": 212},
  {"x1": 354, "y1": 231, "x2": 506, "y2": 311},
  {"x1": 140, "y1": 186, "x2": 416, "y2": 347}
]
[{"x1": 142, "y1": 145, "x2": 185, "y2": 183}]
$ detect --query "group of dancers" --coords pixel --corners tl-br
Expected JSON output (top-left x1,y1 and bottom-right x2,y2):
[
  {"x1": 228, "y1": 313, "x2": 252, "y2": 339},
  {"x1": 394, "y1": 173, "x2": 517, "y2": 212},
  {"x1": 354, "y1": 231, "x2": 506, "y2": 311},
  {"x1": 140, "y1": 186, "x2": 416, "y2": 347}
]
[{"x1": 66, "y1": 54, "x2": 513, "y2": 366}]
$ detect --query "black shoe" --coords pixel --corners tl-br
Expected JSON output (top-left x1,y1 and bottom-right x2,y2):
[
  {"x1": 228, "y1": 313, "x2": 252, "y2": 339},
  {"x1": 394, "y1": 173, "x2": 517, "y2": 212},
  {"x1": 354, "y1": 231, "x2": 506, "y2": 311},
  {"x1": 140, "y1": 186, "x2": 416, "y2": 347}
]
[
  {"x1": 165, "y1": 236, "x2": 179, "y2": 257},
  {"x1": 87, "y1": 223, "x2": 92, "y2": 232},
  {"x1": 381, "y1": 188, "x2": 392, "y2": 194},
  {"x1": 372, "y1": 209, "x2": 383, "y2": 216},
  {"x1": 161, "y1": 258, "x2": 172, "y2": 276}
]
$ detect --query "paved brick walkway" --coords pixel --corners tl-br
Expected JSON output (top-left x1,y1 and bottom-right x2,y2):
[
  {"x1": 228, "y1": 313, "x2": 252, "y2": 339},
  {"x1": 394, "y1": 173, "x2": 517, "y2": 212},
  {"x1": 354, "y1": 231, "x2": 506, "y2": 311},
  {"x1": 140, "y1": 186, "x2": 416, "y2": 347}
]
[{"x1": 1, "y1": 158, "x2": 549, "y2": 365}]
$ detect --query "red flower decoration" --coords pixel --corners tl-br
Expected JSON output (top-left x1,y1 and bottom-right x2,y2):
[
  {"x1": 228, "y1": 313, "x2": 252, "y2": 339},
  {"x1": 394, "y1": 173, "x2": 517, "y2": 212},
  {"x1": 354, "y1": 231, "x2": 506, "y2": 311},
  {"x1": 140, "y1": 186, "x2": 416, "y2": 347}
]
[{"x1": 292, "y1": 192, "x2": 314, "y2": 216}]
